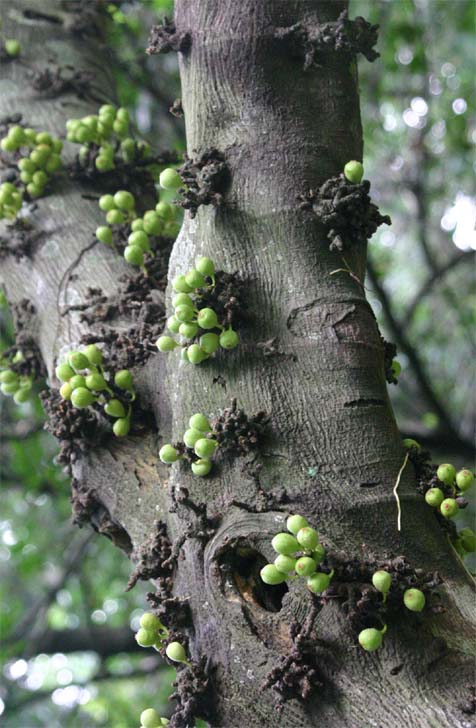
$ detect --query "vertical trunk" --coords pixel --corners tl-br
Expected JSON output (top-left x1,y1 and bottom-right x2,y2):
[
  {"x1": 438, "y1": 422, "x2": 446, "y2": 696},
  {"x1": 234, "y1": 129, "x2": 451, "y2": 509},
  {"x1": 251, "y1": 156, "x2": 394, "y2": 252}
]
[{"x1": 1, "y1": 2, "x2": 474, "y2": 727}]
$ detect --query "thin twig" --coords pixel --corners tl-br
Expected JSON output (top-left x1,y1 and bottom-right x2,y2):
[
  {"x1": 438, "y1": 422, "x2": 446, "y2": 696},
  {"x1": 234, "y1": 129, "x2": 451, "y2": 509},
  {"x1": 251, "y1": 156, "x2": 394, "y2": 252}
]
[{"x1": 393, "y1": 452, "x2": 409, "y2": 532}]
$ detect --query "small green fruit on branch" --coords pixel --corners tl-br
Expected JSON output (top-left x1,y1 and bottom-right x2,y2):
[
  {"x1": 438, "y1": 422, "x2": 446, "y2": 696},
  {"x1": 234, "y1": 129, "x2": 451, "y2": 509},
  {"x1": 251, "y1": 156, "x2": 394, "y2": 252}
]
[
  {"x1": 55, "y1": 344, "x2": 136, "y2": 438},
  {"x1": 159, "y1": 400, "x2": 266, "y2": 477},
  {"x1": 146, "y1": 17, "x2": 191, "y2": 56},
  {"x1": 299, "y1": 160, "x2": 391, "y2": 253},
  {"x1": 140, "y1": 708, "x2": 169, "y2": 727},
  {"x1": 0, "y1": 126, "x2": 63, "y2": 216},
  {"x1": 260, "y1": 516, "x2": 334, "y2": 596},
  {"x1": 135, "y1": 612, "x2": 169, "y2": 651},
  {"x1": 156, "y1": 257, "x2": 242, "y2": 365},
  {"x1": 96, "y1": 189, "x2": 178, "y2": 269},
  {"x1": 274, "y1": 9, "x2": 379, "y2": 72},
  {"x1": 1, "y1": 39, "x2": 21, "y2": 61}
]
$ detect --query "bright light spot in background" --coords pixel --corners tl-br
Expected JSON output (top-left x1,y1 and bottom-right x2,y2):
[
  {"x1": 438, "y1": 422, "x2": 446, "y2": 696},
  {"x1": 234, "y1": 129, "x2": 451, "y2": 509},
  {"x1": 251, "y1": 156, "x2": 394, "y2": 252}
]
[
  {"x1": 397, "y1": 47, "x2": 413, "y2": 65},
  {"x1": 441, "y1": 62, "x2": 456, "y2": 78},
  {"x1": 52, "y1": 653, "x2": 67, "y2": 669},
  {"x1": 452, "y1": 98, "x2": 467, "y2": 115},
  {"x1": 52, "y1": 685, "x2": 83, "y2": 707},
  {"x1": 91, "y1": 609, "x2": 107, "y2": 624},
  {"x1": 380, "y1": 230, "x2": 395, "y2": 248},
  {"x1": 440, "y1": 194, "x2": 476, "y2": 250},
  {"x1": 57, "y1": 668, "x2": 73, "y2": 686},
  {"x1": 411, "y1": 97, "x2": 428, "y2": 116},
  {"x1": 2, "y1": 529, "x2": 17, "y2": 546},
  {"x1": 0, "y1": 698, "x2": 4, "y2": 715},
  {"x1": 429, "y1": 75, "x2": 442, "y2": 96},
  {"x1": 431, "y1": 120, "x2": 446, "y2": 139},
  {"x1": 384, "y1": 114, "x2": 397, "y2": 132},
  {"x1": 403, "y1": 108, "x2": 425, "y2": 129},
  {"x1": 391, "y1": 156, "x2": 404, "y2": 171},
  {"x1": 7, "y1": 659, "x2": 28, "y2": 680}
]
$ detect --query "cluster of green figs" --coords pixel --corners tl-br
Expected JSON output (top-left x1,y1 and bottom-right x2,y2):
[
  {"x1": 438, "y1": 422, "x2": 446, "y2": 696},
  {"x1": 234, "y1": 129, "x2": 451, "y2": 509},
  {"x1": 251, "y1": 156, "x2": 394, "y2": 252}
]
[
  {"x1": 159, "y1": 412, "x2": 218, "y2": 477},
  {"x1": 55, "y1": 345, "x2": 135, "y2": 437},
  {"x1": 261, "y1": 514, "x2": 428, "y2": 652},
  {"x1": 156, "y1": 256, "x2": 239, "y2": 365}
]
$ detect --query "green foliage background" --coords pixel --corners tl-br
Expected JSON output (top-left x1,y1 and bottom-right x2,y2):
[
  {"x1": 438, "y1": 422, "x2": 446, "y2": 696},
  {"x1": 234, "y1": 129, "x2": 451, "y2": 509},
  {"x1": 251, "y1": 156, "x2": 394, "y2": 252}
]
[{"x1": 0, "y1": 1, "x2": 474, "y2": 726}]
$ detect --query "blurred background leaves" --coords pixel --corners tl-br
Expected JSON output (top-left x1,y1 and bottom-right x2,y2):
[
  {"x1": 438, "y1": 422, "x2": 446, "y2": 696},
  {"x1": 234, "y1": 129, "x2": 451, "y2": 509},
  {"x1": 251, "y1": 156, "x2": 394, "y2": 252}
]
[{"x1": 0, "y1": 0, "x2": 474, "y2": 725}]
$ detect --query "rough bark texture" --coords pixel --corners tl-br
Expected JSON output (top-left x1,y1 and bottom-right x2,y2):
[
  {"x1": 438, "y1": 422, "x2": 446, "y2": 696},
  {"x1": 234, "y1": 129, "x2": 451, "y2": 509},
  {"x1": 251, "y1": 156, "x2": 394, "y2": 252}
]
[{"x1": 0, "y1": 2, "x2": 475, "y2": 728}]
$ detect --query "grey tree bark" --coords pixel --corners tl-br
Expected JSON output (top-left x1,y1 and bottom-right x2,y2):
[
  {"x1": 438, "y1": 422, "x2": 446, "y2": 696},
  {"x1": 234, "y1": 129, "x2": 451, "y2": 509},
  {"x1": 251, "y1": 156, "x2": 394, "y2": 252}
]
[{"x1": 1, "y1": 2, "x2": 474, "y2": 727}]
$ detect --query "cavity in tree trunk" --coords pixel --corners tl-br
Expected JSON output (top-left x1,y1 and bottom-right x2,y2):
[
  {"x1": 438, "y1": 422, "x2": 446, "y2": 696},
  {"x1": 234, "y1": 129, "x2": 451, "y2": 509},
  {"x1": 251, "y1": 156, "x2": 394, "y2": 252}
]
[{"x1": 0, "y1": 1, "x2": 474, "y2": 727}]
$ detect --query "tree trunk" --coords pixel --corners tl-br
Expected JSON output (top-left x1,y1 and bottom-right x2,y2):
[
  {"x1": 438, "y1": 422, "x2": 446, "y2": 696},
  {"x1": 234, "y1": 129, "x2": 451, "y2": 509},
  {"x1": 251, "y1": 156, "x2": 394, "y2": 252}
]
[{"x1": 1, "y1": 2, "x2": 475, "y2": 727}]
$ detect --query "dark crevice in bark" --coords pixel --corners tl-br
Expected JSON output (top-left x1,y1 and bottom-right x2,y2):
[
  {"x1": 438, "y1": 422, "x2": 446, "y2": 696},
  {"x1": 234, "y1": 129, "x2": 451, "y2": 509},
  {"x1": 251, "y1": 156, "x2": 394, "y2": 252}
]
[{"x1": 22, "y1": 8, "x2": 63, "y2": 24}]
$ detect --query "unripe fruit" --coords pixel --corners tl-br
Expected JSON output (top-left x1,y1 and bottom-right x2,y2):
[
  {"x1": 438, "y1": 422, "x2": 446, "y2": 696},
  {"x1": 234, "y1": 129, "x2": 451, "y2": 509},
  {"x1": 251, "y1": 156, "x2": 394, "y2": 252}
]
[
  {"x1": 173, "y1": 293, "x2": 193, "y2": 308},
  {"x1": 113, "y1": 418, "x2": 130, "y2": 437},
  {"x1": 295, "y1": 556, "x2": 317, "y2": 577},
  {"x1": 312, "y1": 544, "x2": 326, "y2": 564},
  {"x1": 358, "y1": 627, "x2": 384, "y2": 652},
  {"x1": 0, "y1": 370, "x2": 17, "y2": 385},
  {"x1": 260, "y1": 564, "x2": 287, "y2": 585},
  {"x1": 191, "y1": 458, "x2": 212, "y2": 477},
  {"x1": 104, "y1": 399, "x2": 126, "y2": 418},
  {"x1": 274, "y1": 554, "x2": 296, "y2": 574},
  {"x1": 143, "y1": 212, "x2": 163, "y2": 236},
  {"x1": 172, "y1": 275, "x2": 193, "y2": 294},
  {"x1": 1, "y1": 382, "x2": 18, "y2": 395},
  {"x1": 106, "y1": 209, "x2": 125, "y2": 225},
  {"x1": 140, "y1": 708, "x2": 162, "y2": 728},
  {"x1": 440, "y1": 498, "x2": 458, "y2": 518},
  {"x1": 131, "y1": 218, "x2": 144, "y2": 232},
  {"x1": 185, "y1": 269, "x2": 206, "y2": 289},
  {"x1": 425, "y1": 487, "x2": 444, "y2": 508},
  {"x1": 403, "y1": 588, "x2": 425, "y2": 612},
  {"x1": 5, "y1": 39, "x2": 21, "y2": 57},
  {"x1": 271, "y1": 533, "x2": 299, "y2": 556},
  {"x1": 197, "y1": 308, "x2": 218, "y2": 330},
  {"x1": 219, "y1": 328, "x2": 239, "y2": 350},
  {"x1": 156, "y1": 336, "x2": 177, "y2": 352},
  {"x1": 167, "y1": 316, "x2": 181, "y2": 334},
  {"x1": 9, "y1": 126, "x2": 26, "y2": 145},
  {"x1": 128, "y1": 231, "x2": 150, "y2": 252},
  {"x1": 165, "y1": 641, "x2": 187, "y2": 663},
  {"x1": 68, "y1": 351, "x2": 90, "y2": 370},
  {"x1": 71, "y1": 387, "x2": 95, "y2": 408},
  {"x1": 200, "y1": 333, "x2": 220, "y2": 355},
  {"x1": 59, "y1": 382, "x2": 73, "y2": 400},
  {"x1": 344, "y1": 160, "x2": 364, "y2": 184},
  {"x1": 84, "y1": 344, "x2": 102, "y2": 366},
  {"x1": 459, "y1": 528, "x2": 476, "y2": 553},
  {"x1": 194, "y1": 438, "x2": 218, "y2": 459},
  {"x1": 187, "y1": 344, "x2": 206, "y2": 364},
  {"x1": 437, "y1": 463, "x2": 456, "y2": 486},
  {"x1": 403, "y1": 438, "x2": 421, "y2": 451},
  {"x1": 179, "y1": 322, "x2": 199, "y2": 339},
  {"x1": 175, "y1": 305, "x2": 194, "y2": 323},
  {"x1": 183, "y1": 428, "x2": 203, "y2": 448},
  {"x1": 372, "y1": 570, "x2": 392, "y2": 594},
  {"x1": 296, "y1": 527, "x2": 319, "y2": 551},
  {"x1": 85, "y1": 373, "x2": 107, "y2": 391},
  {"x1": 114, "y1": 370, "x2": 133, "y2": 390},
  {"x1": 391, "y1": 360, "x2": 401, "y2": 378},
  {"x1": 286, "y1": 514, "x2": 309, "y2": 535},
  {"x1": 114, "y1": 190, "x2": 135, "y2": 211},
  {"x1": 55, "y1": 364, "x2": 74, "y2": 382},
  {"x1": 14, "y1": 388, "x2": 30, "y2": 404},
  {"x1": 156, "y1": 201, "x2": 174, "y2": 220},
  {"x1": 140, "y1": 613, "x2": 162, "y2": 631},
  {"x1": 70, "y1": 375, "x2": 86, "y2": 390},
  {"x1": 159, "y1": 168, "x2": 182, "y2": 190},
  {"x1": 159, "y1": 444, "x2": 179, "y2": 464},
  {"x1": 136, "y1": 628, "x2": 156, "y2": 647},
  {"x1": 195, "y1": 256, "x2": 215, "y2": 278},
  {"x1": 456, "y1": 469, "x2": 474, "y2": 492},
  {"x1": 96, "y1": 225, "x2": 112, "y2": 245},
  {"x1": 99, "y1": 194, "x2": 115, "y2": 211},
  {"x1": 189, "y1": 413, "x2": 210, "y2": 432},
  {"x1": 124, "y1": 245, "x2": 144, "y2": 267},
  {"x1": 307, "y1": 571, "x2": 332, "y2": 594}
]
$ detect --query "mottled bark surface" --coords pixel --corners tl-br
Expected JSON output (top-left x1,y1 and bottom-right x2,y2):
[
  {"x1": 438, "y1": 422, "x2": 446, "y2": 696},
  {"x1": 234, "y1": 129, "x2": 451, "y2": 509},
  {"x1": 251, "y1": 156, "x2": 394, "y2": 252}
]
[{"x1": 0, "y1": 1, "x2": 475, "y2": 727}]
